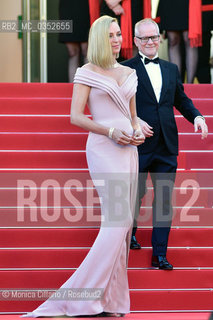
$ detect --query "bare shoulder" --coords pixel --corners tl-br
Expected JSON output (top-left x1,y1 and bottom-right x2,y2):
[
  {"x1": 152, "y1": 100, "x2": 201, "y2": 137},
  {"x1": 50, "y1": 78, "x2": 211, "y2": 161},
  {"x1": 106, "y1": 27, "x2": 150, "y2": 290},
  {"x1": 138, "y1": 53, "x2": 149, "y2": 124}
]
[
  {"x1": 81, "y1": 63, "x2": 103, "y2": 73},
  {"x1": 81, "y1": 63, "x2": 93, "y2": 71},
  {"x1": 118, "y1": 64, "x2": 135, "y2": 76}
]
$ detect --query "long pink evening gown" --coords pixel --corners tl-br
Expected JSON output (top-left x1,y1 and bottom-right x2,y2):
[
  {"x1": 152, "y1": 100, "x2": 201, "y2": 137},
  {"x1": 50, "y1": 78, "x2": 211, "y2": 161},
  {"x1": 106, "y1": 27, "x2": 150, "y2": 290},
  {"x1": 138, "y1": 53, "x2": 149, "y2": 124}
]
[{"x1": 22, "y1": 67, "x2": 139, "y2": 317}]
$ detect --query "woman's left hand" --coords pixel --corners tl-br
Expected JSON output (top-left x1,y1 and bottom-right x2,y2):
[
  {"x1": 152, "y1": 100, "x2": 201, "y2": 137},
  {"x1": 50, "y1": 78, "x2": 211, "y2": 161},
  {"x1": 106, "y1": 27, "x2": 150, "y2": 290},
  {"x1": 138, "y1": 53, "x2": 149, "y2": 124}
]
[{"x1": 131, "y1": 129, "x2": 145, "y2": 146}]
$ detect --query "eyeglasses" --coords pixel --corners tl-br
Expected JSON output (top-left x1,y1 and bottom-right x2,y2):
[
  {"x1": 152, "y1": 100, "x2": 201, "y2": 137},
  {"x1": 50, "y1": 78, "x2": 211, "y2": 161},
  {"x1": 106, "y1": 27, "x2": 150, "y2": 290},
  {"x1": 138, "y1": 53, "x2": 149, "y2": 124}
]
[{"x1": 136, "y1": 35, "x2": 160, "y2": 43}]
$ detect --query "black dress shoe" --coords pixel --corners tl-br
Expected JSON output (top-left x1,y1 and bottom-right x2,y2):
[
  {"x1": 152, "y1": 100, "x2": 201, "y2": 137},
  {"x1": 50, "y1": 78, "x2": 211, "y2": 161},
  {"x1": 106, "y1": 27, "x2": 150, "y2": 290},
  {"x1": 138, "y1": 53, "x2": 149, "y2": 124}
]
[
  {"x1": 130, "y1": 235, "x2": 141, "y2": 249},
  {"x1": 151, "y1": 255, "x2": 173, "y2": 270}
]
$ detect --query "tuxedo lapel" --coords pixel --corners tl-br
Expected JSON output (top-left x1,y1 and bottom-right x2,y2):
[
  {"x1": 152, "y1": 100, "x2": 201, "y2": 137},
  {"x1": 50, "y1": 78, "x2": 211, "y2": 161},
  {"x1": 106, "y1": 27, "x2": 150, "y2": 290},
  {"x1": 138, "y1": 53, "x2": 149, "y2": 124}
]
[
  {"x1": 133, "y1": 54, "x2": 158, "y2": 103},
  {"x1": 159, "y1": 59, "x2": 170, "y2": 103}
]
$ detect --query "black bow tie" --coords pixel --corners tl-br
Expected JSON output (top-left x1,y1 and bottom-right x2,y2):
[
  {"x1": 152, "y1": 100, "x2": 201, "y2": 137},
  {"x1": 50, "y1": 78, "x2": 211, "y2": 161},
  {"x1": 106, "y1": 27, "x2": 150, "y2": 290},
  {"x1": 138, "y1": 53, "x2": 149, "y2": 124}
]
[{"x1": 144, "y1": 57, "x2": 159, "y2": 65}]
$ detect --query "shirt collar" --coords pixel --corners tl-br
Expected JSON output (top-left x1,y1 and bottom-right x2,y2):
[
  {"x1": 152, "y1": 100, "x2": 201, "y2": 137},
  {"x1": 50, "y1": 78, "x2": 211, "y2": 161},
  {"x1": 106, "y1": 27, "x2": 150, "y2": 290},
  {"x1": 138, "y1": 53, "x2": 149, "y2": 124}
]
[{"x1": 139, "y1": 51, "x2": 159, "y2": 64}]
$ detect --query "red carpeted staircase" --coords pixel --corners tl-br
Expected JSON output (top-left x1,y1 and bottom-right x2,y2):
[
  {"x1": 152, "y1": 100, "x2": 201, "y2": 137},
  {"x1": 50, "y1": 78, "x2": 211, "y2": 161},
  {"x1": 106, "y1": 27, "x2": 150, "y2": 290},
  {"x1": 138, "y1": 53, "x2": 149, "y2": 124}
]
[{"x1": 0, "y1": 83, "x2": 213, "y2": 317}]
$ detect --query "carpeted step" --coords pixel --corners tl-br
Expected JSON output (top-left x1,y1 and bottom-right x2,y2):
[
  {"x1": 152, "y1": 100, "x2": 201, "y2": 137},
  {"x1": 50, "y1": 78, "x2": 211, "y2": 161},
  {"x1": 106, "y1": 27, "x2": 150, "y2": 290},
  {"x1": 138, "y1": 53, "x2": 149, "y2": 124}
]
[
  {"x1": 0, "y1": 168, "x2": 211, "y2": 185},
  {"x1": 0, "y1": 207, "x2": 212, "y2": 228},
  {"x1": 0, "y1": 116, "x2": 86, "y2": 133},
  {"x1": 0, "y1": 151, "x2": 87, "y2": 168},
  {"x1": 0, "y1": 98, "x2": 90, "y2": 116},
  {"x1": 1, "y1": 97, "x2": 211, "y2": 123},
  {"x1": 0, "y1": 83, "x2": 73, "y2": 98},
  {"x1": 130, "y1": 290, "x2": 213, "y2": 311},
  {"x1": 0, "y1": 185, "x2": 211, "y2": 207},
  {"x1": 183, "y1": 84, "x2": 213, "y2": 98},
  {"x1": 0, "y1": 97, "x2": 211, "y2": 121},
  {"x1": 0, "y1": 269, "x2": 213, "y2": 290},
  {"x1": 0, "y1": 133, "x2": 88, "y2": 150},
  {"x1": 1, "y1": 133, "x2": 212, "y2": 151},
  {"x1": 3, "y1": 98, "x2": 212, "y2": 121},
  {"x1": 0, "y1": 150, "x2": 211, "y2": 169},
  {"x1": 1, "y1": 83, "x2": 212, "y2": 98},
  {"x1": 0, "y1": 248, "x2": 212, "y2": 268},
  {"x1": 0, "y1": 98, "x2": 70, "y2": 115},
  {"x1": 174, "y1": 99, "x2": 213, "y2": 115},
  {"x1": 0, "y1": 115, "x2": 212, "y2": 133},
  {"x1": 183, "y1": 151, "x2": 213, "y2": 169},
  {"x1": 1, "y1": 98, "x2": 212, "y2": 120},
  {"x1": 0, "y1": 290, "x2": 212, "y2": 312},
  {"x1": 179, "y1": 134, "x2": 213, "y2": 150},
  {"x1": 176, "y1": 116, "x2": 213, "y2": 132},
  {"x1": 0, "y1": 228, "x2": 213, "y2": 247},
  {"x1": 137, "y1": 208, "x2": 213, "y2": 227}
]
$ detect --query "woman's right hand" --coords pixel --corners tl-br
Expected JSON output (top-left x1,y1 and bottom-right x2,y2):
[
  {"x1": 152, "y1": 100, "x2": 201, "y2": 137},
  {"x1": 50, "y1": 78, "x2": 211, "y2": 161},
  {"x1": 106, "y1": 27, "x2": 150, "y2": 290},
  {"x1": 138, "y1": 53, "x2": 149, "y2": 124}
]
[
  {"x1": 111, "y1": 128, "x2": 132, "y2": 146},
  {"x1": 131, "y1": 129, "x2": 145, "y2": 146}
]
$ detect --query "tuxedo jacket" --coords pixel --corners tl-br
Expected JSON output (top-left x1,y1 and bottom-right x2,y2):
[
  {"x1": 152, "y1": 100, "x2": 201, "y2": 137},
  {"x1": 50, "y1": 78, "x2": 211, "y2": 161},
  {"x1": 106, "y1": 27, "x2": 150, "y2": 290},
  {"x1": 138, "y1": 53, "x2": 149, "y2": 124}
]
[{"x1": 122, "y1": 54, "x2": 202, "y2": 155}]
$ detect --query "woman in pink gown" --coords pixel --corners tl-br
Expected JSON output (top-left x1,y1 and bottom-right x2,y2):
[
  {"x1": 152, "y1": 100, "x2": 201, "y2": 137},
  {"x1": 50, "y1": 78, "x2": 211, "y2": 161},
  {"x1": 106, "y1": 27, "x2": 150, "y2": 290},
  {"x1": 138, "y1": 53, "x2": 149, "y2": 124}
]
[{"x1": 22, "y1": 15, "x2": 144, "y2": 318}]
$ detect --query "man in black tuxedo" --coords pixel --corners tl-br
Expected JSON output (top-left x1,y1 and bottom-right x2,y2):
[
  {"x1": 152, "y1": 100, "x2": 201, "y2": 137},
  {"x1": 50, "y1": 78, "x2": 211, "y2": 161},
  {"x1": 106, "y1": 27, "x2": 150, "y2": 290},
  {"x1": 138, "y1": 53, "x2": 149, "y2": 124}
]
[{"x1": 122, "y1": 19, "x2": 208, "y2": 270}]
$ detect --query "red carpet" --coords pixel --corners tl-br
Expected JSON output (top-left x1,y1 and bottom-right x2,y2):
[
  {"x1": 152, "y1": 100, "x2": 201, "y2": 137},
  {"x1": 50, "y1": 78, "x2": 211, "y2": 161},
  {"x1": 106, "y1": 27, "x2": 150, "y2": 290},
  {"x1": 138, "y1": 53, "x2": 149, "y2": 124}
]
[
  {"x1": 0, "y1": 313, "x2": 211, "y2": 319},
  {"x1": 2, "y1": 132, "x2": 213, "y2": 150},
  {"x1": 0, "y1": 83, "x2": 213, "y2": 315}
]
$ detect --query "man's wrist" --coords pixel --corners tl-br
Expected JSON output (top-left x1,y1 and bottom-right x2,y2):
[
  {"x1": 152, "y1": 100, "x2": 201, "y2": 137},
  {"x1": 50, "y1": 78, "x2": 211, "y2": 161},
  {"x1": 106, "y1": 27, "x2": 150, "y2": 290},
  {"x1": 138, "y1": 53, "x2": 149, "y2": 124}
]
[{"x1": 194, "y1": 116, "x2": 205, "y2": 123}]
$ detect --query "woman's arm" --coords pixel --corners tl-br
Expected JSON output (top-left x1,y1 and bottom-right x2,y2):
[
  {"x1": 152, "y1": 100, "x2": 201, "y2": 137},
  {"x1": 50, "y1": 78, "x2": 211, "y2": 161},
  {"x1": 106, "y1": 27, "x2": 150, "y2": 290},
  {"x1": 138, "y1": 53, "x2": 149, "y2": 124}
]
[
  {"x1": 129, "y1": 95, "x2": 145, "y2": 146},
  {"x1": 71, "y1": 83, "x2": 132, "y2": 145},
  {"x1": 129, "y1": 93, "x2": 153, "y2": 138},
  {"x1": 71, "y1": 83, "x2": 109, "y2": 136}
]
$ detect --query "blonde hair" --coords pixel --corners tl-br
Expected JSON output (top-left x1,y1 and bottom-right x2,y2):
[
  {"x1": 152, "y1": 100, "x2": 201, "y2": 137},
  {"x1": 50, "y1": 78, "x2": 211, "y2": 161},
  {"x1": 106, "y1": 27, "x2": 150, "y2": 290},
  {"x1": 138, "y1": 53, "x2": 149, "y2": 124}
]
[
  {"x1": 87, "y1": 15, "x2": 119, "y2": 69},
  {"x1": 135, "y1": 18, "x2": 160, "y2": 37}
]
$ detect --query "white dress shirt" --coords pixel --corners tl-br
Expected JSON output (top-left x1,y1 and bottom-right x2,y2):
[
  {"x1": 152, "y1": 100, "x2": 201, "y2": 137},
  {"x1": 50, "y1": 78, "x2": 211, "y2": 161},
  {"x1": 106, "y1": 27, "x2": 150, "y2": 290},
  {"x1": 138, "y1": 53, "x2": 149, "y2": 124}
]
[{"x1": 139, "y1": 52, "x2": 162, "y2": 102}]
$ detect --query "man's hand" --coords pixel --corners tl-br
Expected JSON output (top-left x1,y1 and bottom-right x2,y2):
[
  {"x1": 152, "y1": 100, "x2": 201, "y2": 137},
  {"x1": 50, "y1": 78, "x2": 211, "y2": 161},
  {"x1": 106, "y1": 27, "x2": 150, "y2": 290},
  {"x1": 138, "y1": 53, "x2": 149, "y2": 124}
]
[
  {"x1": 138, "y1": 118, "x2": 154, "y2": 137},
  {"x1": 194, "y1": 117, "x2": 208, "y2": 139}
]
